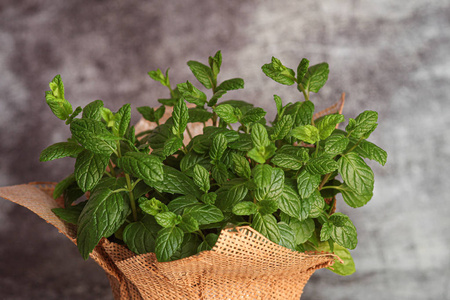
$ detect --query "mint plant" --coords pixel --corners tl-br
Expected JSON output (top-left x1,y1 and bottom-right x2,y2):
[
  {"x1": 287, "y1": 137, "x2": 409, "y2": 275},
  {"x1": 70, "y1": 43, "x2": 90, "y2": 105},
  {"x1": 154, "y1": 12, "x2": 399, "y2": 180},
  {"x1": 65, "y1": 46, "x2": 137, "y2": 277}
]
[{"x1": 41, "y1": 51, "x2": 386, "y2": 276}]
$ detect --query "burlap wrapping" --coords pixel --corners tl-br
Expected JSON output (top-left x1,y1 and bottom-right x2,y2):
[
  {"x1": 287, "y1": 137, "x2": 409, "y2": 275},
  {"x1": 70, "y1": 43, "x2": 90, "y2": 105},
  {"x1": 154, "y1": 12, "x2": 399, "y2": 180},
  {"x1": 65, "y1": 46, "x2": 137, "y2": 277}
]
[
  {"x1": 0, "y1": 183, "x2": 340, "y2": 299},
  {"x1": 0, "y1": 95, "x2": 345, "y2": 299}
]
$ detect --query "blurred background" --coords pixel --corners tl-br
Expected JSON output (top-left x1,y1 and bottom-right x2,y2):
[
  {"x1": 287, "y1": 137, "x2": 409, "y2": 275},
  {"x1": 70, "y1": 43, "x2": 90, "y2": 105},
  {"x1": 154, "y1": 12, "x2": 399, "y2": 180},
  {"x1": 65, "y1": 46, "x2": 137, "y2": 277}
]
[{"x1": 1, "y1": 0, "x2": 449, "y2": 299}]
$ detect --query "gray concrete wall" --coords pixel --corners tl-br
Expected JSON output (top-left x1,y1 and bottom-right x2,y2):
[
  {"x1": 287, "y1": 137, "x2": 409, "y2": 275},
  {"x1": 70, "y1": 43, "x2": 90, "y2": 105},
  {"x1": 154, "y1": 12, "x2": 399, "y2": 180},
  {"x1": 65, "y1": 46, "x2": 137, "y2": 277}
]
[{"x1": 1, "y1": 0, "x2": 449, "y2": 299}]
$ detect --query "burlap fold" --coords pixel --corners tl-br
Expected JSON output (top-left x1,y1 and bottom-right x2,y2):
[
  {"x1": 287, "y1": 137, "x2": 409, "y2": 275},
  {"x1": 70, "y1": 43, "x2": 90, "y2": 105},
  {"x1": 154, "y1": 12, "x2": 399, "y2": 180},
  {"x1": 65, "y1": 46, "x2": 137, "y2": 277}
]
[{"x1": 0, "y1": 183, "x2": 340, "y2": 299}]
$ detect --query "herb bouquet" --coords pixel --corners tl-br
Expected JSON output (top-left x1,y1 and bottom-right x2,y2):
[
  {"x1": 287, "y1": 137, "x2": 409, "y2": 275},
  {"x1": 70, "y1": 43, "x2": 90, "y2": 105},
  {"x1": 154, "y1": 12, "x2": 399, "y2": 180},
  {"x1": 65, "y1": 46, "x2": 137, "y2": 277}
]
[{"x1": 0, "y1": 51, "x2": 387, "y2": 300}]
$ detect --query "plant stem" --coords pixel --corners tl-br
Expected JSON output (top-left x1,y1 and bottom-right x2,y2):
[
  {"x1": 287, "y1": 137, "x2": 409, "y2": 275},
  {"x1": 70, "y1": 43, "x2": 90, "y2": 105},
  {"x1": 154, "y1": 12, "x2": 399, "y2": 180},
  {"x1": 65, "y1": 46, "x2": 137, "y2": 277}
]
[
  {"x1": 186, "y1": 125, "x2": 193, "y2": 140},
  {"x1": 320, "y1": 185, "x2": 343, "y2": 191},
  {"x1": 197, "y1": 230, "x2": 206, "y2": 241},
  {"x1": 318, "y1": 173, "x2": 332, "y2": 190},
  {"x1": 125, "y1": 174, "x2": 138, "y2": 222},
  {"x1": 344, "y1": 137, "x2": 364, "y2": 155}
]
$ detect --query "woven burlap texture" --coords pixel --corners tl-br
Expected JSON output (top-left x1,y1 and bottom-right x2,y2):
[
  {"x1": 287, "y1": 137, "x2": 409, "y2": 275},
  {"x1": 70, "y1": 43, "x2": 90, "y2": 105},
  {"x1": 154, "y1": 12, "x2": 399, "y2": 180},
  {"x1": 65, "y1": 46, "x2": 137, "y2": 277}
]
[{"x1": 0, "y1": 183, "x2": 339, "y2": 300}]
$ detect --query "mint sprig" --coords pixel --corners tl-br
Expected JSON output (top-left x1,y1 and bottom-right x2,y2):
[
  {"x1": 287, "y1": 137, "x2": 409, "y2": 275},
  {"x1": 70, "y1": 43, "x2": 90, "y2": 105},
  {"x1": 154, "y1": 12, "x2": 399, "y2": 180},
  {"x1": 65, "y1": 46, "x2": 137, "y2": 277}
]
[{"x1": 42, "y1": 52, "x2": 387, "y2": 276}]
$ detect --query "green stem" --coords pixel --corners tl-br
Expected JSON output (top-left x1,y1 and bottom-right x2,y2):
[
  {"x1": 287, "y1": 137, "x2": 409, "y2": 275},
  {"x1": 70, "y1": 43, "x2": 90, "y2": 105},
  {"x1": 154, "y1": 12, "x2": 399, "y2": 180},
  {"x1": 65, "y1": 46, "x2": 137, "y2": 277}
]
[
  {"x1": 108, "y1": 160, "x2": 116, "y2": 177},
  {"x1": 320, "y1": 185, "x2": 343, "y2": 191},
  {"x1": 298, "y1": 83, "x2": 309, "y2": 102},
  {"x1": 125, "y1": 174, "x2": 138, "y2": 222},
  {"x1": 197, "y1": 230, "x2": 206, "y2": 241},
  {"x1": 186, "y1": 125, "x2": 193, "y2": 140},
  {"x1": 318, "y1": 173, "x2": 332, "y2": 190},
  {"x1": 344, "y1": 137, "x2": 364, "y2": 155},
  {"x1": 314, "y1": 141, "x2": 320, "y2": 158}
]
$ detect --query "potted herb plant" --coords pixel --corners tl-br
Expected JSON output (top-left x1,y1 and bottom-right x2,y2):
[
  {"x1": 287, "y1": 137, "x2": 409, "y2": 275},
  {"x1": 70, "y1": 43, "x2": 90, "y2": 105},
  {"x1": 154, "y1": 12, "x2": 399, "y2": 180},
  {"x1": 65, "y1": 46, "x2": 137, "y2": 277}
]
[{"x1": 0, "y1": 51, "x2": 386, "y2": 299}]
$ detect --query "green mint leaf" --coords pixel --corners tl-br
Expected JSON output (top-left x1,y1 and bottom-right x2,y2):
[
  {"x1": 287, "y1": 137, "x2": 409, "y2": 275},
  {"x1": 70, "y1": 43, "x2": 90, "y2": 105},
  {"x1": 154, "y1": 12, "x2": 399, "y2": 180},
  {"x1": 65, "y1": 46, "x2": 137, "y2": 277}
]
[
  {"x1": 45, "y1": 75, "x2": 73, "y2": 120},
  {"x1": 77, "y1": 188, "x2": 130, "y2": 259},
  {"x1": 284, "y1": 100, "x2": 315, "y2": 127},
  {"x1": 178, "y1": 215, "x2": 199, "y2": 233},
  {"x1": 252, "y1": 164, "x2": 273, "y2": 188},
  {"x1": 291, "y1": 125, "x2": 320, "y2": 144},
  {"x1": 163, "y1": 136, "x2": 183, "y2": 156},
  {"x1": 277, "y1": 185, "x2": 309, "y2": 221},
  {"x1": 257, "y1": 200, "x2": 278, "y2": 215},
  {"x1": 271, "y1": 153, "x2": 305, "y2": 170},
  {"x1": 167, "y1": 195, "x2": 199, "y2": 215},
  {"x1": 296, "y1": 169, "x2": 321, "y2": 199},
  {"x1": 340, "y1": 183, "x2": 373, "y2": 208},
  {"x1": 123, "y1": 215, "x2": 160, "y2": 254},
  {"x1": 158, "y1": 98, "x2": 178, "y2": 106},
  {"x1": 155, "y1": 226, "x2": 184, "y2": 262},
  {"x1": 261, "y1": 57, "x2": 296, "y2": 86},
  {"x1": 82, "y1": 100, "x2": 104, "y2": 121},
  {"x1": 209, "y1": 133, "x2": 227, "y2": 161},
  {"x1": 296, "y1": 58, "x2": 309, "y2": 82},
  {"x1": 53, "y1": 173, "x2": 77, "y2": 199},
  {"x1": 209, "y1": 50, "x2": 222, "y2": 78},
  {"x1": 305, "y1": 190, "x2": 325, "y2": 218},
  {"x1": 278, "y1": 222, "x2": 296, "y2": 250},
  {"x1": 200, "y1": 192, "x2": 217, "y2": 205},
  {"x1": 148, "y1": 68, "x2": 170, "y2": 87},
  {"x1": 216, "y1": 78, "x2": 244, "y2": 91},
  {"x1": 277, "y1": 145, "x2": 310, "y2": 158},
  {"x1": 187, "y1": 60, "x2": 214, "y2": 89},
  {"x1": 113, "y1": 104, "x2": 131, "y2": 137},
  {"x1": 188, "y1": 108, "x2": 213, "y2": 123},
  {"x1": 228, "y1": 133, "x2": 253, "y2": 151},
  {"x1": 232, "y1": 201, "x2": 258, "y2": 216},
  {"x1": 252, "y1": 212, "x2": 281, "y2": 243},
  {"x1": 316, "y1": 114, "x2": 345, "y2": 140},
  {"x1": 325, "y1": 135, "x2": 349, "y2": 155},
  {"x1": 74, "y1": 150, "x2": 109, "y2": 192},
  {"x1": 118, "y1": 152, "x2": 164, "y2": 182},
  {"x1": 290, "y1": 218, "x2": 315, "y2": 244},
  {"x1": 271, "y1": 114, "x2": 294, "y2": 141},
  {"x1": 146, "y1": 165, "x2": 202, "y2": 198},
  {"x1": 137, "y1": 106, "x2": 156, "y2": 122},
  {"x1": 101, "y1": 107, "x2": 114, "y2": 127},
  {"x1": 66, "y1": 106, "x2": 82, "y2": 124},
  {"x1": 172, "y1": 99, "x2": 189, "y2": 136},
  {"x1": 52, "y1": 202, "x2": 86, "y2": 225},
  {"x1": 147, "y1": 124, "x2": 171, "y2": 149},
  {"x1": 214, "y1": 104, "x2": 238, "y2": 124},
  {"x1": 254, "y1": 167, "x2": 285, "y2": 201},
  {"x1": 155, "y1": 211, "x2": 181, "y2": 228},
  {"x1": 231, "y1": 153, "x2": 251, "y2": 179},
  {"x1": 207, "y1": 90, "x2": 227, "y2": 107},
  {"x1": 215, "y1": 179, "x2": 249, "y2": 211},
  {"x1": 346, "y1": 111, "x2": 378, "y2": 139},
  {"x1": 247, "y1": 145, "x2": 274, "y2": 164},
  {"x1": 251, "y1": 123, "x2": 270, "y2": 148},
  {"x1": 320, "y1": 222, "x2": 333, "y2": 241},
  {"x1": 40, "y1": 142, "x2": 84, "y2": 162},
  {"x1": 193, "y1": 165, "x2": 210, "y2": 192},
  {"x1": 355, "y1": 140, "x2": 387, "y2": 166},
  {"x1": 305, "y1": 157, "x2": 338, "y2": 175},
  {"x1": 211, "y1": 162, "x2": 229, "y2": 185},
  {"x1": 329, "y1": 213, "x2": 358, "y2": 249},
  {"x1": 184, "y1": 204, "x2": 224, "y2": 225},
  {"x1": 337, "y1": 152, "x2": 374, "y2": 195},
  {"x1": 300, "y1": 62, "x2": 329, "y2": 93},
  {"x1": 274, "y1": 95, "x2": 283, "y2": 116},
  {"x1": 140, "y1": 197, "x2": 168, "y2": 216},
  {"x1": 317, "y1": 242, "x2": 356, "y2": 276},
  {"x1": 197, "y1": 233, "x2": 219, "y2": 252},
  {"x1": 177, "y1": 81, "x2": 207, "y2": 106},
  {"x1": 70, "y1": 119, "x2": 116, "y2": 155},
  {"x1": 240, "y1": 107, "x2": 266, "y2": 125},
  {"x1": 180, "y1": 152, "x2": 211, "y2": 177}
]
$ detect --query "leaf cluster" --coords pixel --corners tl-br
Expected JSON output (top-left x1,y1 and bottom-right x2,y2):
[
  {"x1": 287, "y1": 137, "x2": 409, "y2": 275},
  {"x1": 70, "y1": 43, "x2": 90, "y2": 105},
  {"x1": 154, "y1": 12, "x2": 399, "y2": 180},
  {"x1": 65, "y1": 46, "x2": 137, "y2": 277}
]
[{"x1": 42, "y1": 51, "x2": 387, "y2": 276}]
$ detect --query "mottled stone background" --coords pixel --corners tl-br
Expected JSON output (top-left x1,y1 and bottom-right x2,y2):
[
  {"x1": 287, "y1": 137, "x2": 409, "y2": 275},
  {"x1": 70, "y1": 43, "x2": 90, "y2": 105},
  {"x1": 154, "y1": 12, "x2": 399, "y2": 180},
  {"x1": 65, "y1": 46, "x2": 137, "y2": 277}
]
[{"x1": 1, "y1": 0, "x2": 449, "y2": 299}]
